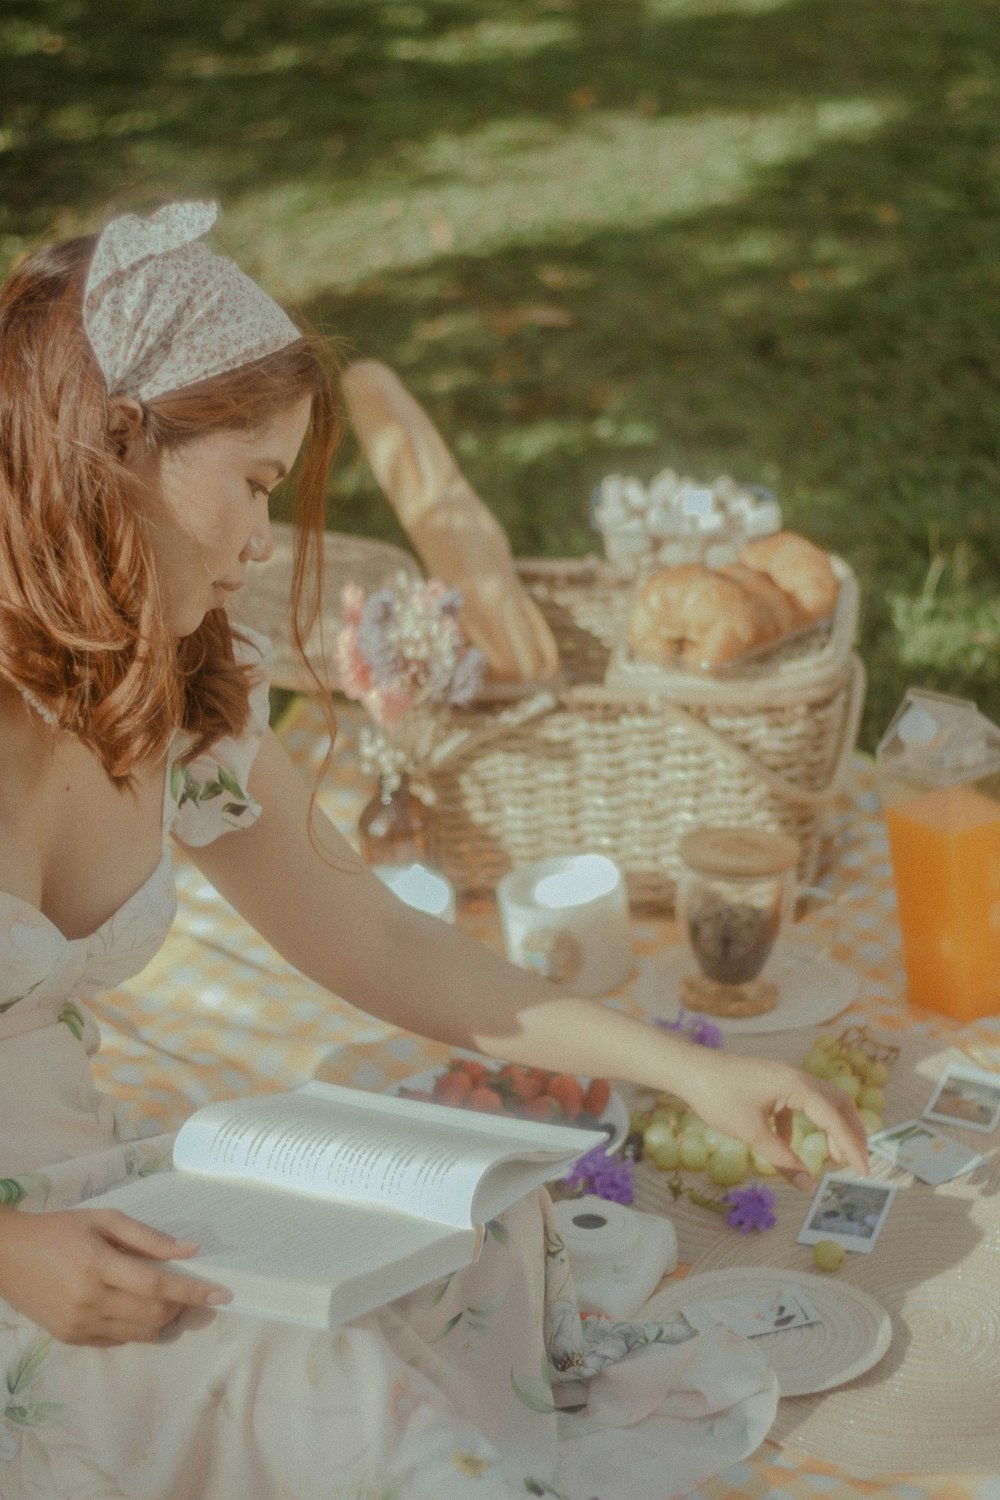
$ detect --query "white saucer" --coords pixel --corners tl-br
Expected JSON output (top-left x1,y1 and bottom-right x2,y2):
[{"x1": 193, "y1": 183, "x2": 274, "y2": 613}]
[
  {"x1": 641, "y1": 1266, "x2": 892, "y2": 1396},
  {"x1": 627, "y1": 939, "x2": 859, "y2": 1034}
]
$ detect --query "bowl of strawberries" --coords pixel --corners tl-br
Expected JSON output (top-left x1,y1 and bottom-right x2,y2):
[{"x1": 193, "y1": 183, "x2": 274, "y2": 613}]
[{"x1": 393, "y1": 1055, "x2": 629, "y2": 1150}]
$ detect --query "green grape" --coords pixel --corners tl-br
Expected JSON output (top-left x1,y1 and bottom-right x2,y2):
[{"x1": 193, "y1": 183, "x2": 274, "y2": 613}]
[
  {"x1": 648, "y1": 1138, "x2": 681, "y2": 1170},
  {"x1": 867, "y1": 1061, "x2": 889, "y2": 1087},
  {"x1": 857, "y1": 1085, "x2": 885, "y2": 1113},
  {"x1": 678, "y1": 1134, "x2": 710, "y2": 1171},
  {"x1": 812, "y1": 1239, "x2": 846, "y2": 1272},
  {"x1": 815, "y1": 1032, "x2": 840, "y2": 1054},
  {"x1": 646, "y1": 1105, "x2": 679, "y2": 1129},
  {"x1": 646, "y1": 1140, "x2": 681, "y2": 1172},
  {"x1": 642, "y1": 1117, "x2": 679, "y2": 1168},
  {"x1": 796, "y1": 1131, "x2": 829, "y2": 1178},
  {"x1": 678, "y1": 1110, "x2": 706, "y2": 1136},
  {"x1": 751, "y1": 1149, "x2": 779, "y2": 1177},
  {"x1": 829, "y1": 1068, "x2": 862, "y2": 1100},
  {"x1": 790, "y1": 1110, "x2": 815, "y2": 1150},
  {"x1": 701, "y1": 1126, "x2": 727, "y2": 1153},
  {"x1": 846, "y1": 1046, "x2": 870, "y2": 1077},
  {"x1": 858, "y1": 1108, "x2": 884, "y2": 1136},
  {"x1": 802, "y1": 1049, "x2": 830, "y2": 1078},
  {"x1": 707, "y1": 1142, "x2": 749, "y2": 1187}
]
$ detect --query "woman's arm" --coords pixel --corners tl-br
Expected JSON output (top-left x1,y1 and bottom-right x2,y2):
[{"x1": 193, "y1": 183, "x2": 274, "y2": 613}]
[{"x1": 188, "y1": 728, "x2": 869, "y2": 1183}]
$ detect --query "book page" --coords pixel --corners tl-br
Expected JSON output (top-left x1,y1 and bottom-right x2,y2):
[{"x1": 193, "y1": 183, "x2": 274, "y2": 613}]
[
  {"x1": 84, "y1": 1172, "x2": 477, "y2": 1327},
  {"x1": 173, "y1": 1081, "x2": 603, "y2": 1229}
]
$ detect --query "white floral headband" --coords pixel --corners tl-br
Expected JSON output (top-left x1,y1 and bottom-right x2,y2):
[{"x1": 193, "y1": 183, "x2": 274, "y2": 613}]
[{"x1": 82, "y1": 200, "x2": 300, "y2": 402}]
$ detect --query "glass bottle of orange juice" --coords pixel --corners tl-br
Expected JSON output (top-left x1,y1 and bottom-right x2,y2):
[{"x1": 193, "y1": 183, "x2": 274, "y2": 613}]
[{"x1": 877, "y1": 690, "x2": 1000, "y2": 1021}]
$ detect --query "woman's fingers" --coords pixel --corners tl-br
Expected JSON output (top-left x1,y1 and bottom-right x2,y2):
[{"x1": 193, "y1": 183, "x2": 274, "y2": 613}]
[
  {"x1": 795, "y1": 1084, "x2": 870, "y2": 1176},
  {"x1": 86, "y1": 1288, "x2": 187, "y2": 1344},
  {"x1": 92, "y1": 1211, "x2": 232, "y2": 1309},
  {"x1": 101, "y1": 1248, "x2": 231, "y2": 1312},
  {"x1": 92, "y1": 1208, "x2": 199, "y2": 1260}
]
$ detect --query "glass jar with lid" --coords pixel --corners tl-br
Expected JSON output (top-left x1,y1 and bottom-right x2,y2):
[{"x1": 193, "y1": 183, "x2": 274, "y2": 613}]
[{"x1": 676, "y1": 825, "x2": 799, "y2": 1018}]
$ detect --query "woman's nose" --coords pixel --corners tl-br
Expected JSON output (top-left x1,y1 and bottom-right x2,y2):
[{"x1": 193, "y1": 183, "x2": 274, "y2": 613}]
[{"x1": 242, "y1": 521, "x2": 274, "y2": 564}]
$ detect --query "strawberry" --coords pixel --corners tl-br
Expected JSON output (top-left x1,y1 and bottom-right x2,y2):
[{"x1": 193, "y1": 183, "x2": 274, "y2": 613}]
[
  {"x1": 465, "y1": 1085, "x2": 504, "y2": 1114},
  {"x1": 496, "y1": 1065, "x2": 546, "y2": 1103},
  {"x1": 545, "y1": 1075, "x2": 585, "y2": 1121},
  {"x1": 433, "y1": 1070, "x2": 472, "y2": 1106},
  {"x1": 521, "y1": 1095, "x2": 564, "y2": 1122},
  {"x1": 583, "y1": 1078, "x2": 611, "y2": 1117},
  {"x1": 451, "y1": 1058, "x2": 487, "y2": 1085}
]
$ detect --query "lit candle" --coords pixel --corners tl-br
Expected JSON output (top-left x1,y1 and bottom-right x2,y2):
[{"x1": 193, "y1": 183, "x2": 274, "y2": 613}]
[
  {"x1": 496, "y1": 854, "x2": 633, "y2": 997},
  {"x1": 373, "y1": 863, "x2": 457, "y2": 923}
]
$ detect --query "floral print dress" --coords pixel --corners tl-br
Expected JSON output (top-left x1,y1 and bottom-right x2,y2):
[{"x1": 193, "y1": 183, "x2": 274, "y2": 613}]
[{"x1": 0, "y1": 630, "x2": 777, "y2": 1500}]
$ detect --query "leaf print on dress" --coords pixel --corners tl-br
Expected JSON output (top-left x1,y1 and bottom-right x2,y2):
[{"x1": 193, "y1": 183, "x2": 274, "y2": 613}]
[
  {"x1": 0, "y1": 913, "x2": 65, "y2": 1013},
  {"x1": 510, "y1": 1354, "x2": 557, "y2": 1415},
  {"x1": 2, "y1": 1338, "x2": 68, "y2": 1442},
  {"x1": 57, "y1": 1004, "x2": 85, "y2": 1041},
  {"x1": 171, "y1": 761, "x2": 260, "y2": 838},
  {"x1": 0, "y1": 1172, "x2": 52, "y2": 1210},
  {"x1": 428, "y1": 1290, "x2": 507, "y2": 1346}
]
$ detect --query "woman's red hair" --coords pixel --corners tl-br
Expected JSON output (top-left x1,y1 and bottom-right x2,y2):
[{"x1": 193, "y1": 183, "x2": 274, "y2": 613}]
[{"x1": 0, "y1": 234, "x2": 339, "y2": 785}]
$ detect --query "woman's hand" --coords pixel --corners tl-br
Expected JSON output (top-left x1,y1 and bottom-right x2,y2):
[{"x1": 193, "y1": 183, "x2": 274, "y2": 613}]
[
  {"x1": 0, "y1": 1208, "x2": 230, "y2": 1346},
  {"x1": 675, "y1": 1047, "x2": 870, "y2": 1188}
]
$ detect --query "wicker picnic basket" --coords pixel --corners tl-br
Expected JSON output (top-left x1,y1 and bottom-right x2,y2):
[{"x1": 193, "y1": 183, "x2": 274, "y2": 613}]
[{"x1": 424, "y1": 556, "x2": 865, "y2": 910}]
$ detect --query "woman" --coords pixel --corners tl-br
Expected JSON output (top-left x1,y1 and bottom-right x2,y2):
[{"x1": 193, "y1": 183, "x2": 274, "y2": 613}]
[{"x1": 0, "y1": 202, "x2": 867, "y2": 1500}]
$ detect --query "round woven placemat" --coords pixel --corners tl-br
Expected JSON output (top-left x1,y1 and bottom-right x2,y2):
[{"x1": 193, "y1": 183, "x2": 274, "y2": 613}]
[
  {"x1": 688, "y1": 1183, "x2": 1000, "y2": 1474},
  {"x1": 631, "y1": 1026, "x2": 1000, "y2": 1473}
]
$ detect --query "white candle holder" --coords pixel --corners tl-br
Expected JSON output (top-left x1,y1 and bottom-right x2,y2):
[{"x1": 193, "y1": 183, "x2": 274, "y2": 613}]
[
  {"x1": 373, "y1": 863, "x2": 457, "y2": 923},
  {"x1": 496, "y1": 854, "x2": 633, "y2": 997}
]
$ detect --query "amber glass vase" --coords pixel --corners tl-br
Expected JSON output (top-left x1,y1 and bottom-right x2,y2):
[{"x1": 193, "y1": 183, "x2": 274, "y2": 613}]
[{"x1": 358, "y1": 774, "x2": 436, "y2": 867}]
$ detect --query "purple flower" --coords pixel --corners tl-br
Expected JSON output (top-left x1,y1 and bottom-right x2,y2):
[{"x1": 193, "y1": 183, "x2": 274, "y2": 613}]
[
  {"x1": 653, "y1": 1008, "x2": 724, "y2": 1049},
  {"x1": 723, "y1": 1181, "x2": 777, "y2": 1233},
  {"x1": 563, "y1": 1145, "x2": 634, "y2": 1205}
]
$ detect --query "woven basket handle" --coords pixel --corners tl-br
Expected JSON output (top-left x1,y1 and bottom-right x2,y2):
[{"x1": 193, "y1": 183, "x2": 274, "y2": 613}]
[
  {"x1": 431, "y1": 655, "x2": 865, "y2": 808},
  {"x1": 628, "y1": 652, "x2": 867, "y2": 809}
]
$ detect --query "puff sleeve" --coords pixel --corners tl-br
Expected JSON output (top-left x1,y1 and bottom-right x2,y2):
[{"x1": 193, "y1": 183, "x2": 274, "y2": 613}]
[{"x1": 167, "y1": 627, "x2": 273, "y2": 847}]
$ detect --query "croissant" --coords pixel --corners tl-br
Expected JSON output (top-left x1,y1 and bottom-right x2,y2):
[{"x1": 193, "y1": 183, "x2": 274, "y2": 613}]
[
  {"x1": 624, "y1": 532, "x2": 838, "y2": 671},
  {"x1": 720, "y1": 563, "x2": 810, "y2": 638},
  {"x1": 626, "y1": 563, "x2": 785, "y2": 670},
  {"x1": 739, "y1": 531, "x2": 838, "y2": 622}
]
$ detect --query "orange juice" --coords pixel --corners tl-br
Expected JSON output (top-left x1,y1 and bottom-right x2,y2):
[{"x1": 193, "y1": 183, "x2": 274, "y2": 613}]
[{"x1": 884, "y1": 783, "x2": 1000, "y2": 1020}]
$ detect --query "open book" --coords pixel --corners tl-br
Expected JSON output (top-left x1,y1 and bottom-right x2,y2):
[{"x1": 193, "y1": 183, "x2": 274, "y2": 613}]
[{"x1": 83, "y1": 1080, "x2": 606, "y2": 1328}]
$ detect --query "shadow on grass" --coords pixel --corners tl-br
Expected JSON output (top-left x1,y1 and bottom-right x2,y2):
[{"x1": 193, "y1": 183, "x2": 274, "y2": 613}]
[{"x1": 2, "y1": 0, "x2": 998, "y2": 743}]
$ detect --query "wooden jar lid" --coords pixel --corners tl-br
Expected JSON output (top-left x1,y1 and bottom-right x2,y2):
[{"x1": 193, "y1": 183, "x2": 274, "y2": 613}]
[{"x1": 678, "y1": 825, "x2": 800, "y2": 879}]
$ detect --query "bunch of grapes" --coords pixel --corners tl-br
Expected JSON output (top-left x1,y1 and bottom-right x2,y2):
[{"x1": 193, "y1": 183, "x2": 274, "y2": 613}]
[
  {"x1": 639, "y1": 1027, "x2": 894, "y2": 1187},
  {"x1": 797, "y1": 1030, "x2": 889, "y2": 1176},
  {"x1": 639, "y1": 1096, "x2": 770, "y2": 1188}
]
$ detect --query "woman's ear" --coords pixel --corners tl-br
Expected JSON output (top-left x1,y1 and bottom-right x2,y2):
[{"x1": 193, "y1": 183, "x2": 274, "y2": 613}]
[{"x1": 106, "y1": 397, "x2": 146, "y2": 463}]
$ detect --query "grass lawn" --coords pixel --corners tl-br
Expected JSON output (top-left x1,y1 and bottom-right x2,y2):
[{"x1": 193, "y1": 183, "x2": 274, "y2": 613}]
[{"x1": 2, "y1": 0, "x2": 998, "y2": 748}]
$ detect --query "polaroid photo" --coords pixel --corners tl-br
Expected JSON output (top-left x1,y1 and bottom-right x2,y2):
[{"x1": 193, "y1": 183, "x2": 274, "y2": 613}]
[
  {"x1": 923, "y1": 1065, "x2": 1000, "y2": 1134},
  {"x1": 868, "y1": 1119, "x2": 984, "y2": 1185},
  {"x1": 682, "y1": 1288, "x2": 822, "y2": 1339},
  {"x1": 796, "y1": 1172, "x2": 897, "y2": 1254}
]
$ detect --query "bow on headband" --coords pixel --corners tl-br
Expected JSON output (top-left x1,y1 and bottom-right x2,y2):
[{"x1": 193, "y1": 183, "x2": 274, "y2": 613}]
[{"x1": 83, "y1": 201, "x2": 300, "y2": 402}]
